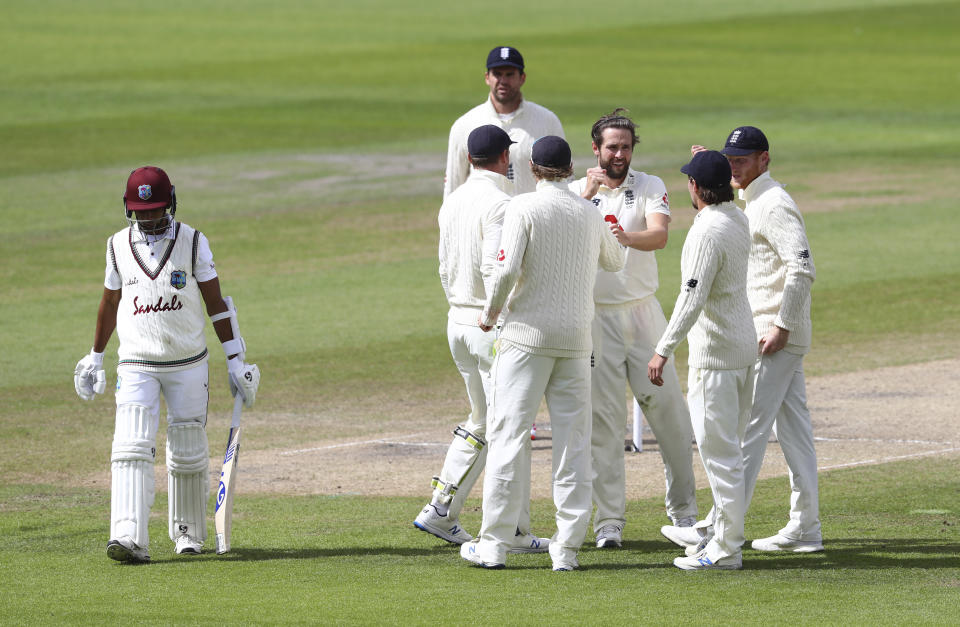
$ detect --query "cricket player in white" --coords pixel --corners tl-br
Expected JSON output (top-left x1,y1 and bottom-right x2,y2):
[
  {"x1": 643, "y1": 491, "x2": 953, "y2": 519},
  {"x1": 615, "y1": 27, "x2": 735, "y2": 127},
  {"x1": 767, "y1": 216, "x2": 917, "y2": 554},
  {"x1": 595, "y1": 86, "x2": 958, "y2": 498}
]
[
  {"x1": 570, "y1": 110, "x2": 697, "y2": 548},
  {"x1": 662, "y1": 127, "x2": 822, "y2": 554},
  {"x1": 73, "y1": 166, "x2": 260, "y2": 563},
  {"x1": 649, "y1": 151, "x2": 756, "y2": 570},
  {"x1": 444, "y1": 46, "x2": 564, "y2": 199},
  {"x1": 460, "y1": 137, "x2": 625, "y2": 571},
  {"x1": 414, "y1": 125, "x2": 549, "y2": 553}
]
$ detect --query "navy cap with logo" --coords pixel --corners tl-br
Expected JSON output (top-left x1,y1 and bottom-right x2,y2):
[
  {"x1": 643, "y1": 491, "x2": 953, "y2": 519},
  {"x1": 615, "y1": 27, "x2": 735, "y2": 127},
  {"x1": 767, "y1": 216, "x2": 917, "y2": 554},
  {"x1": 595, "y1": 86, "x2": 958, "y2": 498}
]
[
  {"x1": 681, "y1": 150, "x2": 732, "y2": 190},
  {"x1": 720, "y1": 126, "x2": 769, "y2": 156},
  {"x1": 124, "y1": 166, "x2": 174, "y2": 211},
  {"x1": 486, "y1": 46, "x2": 524, "y2": 71},
  {"x1": 531, "y1": 136, "x2": 571, "y2": 168},
  {"x1": 468, "y1": 125, "x2": 515, "y2": 160}
]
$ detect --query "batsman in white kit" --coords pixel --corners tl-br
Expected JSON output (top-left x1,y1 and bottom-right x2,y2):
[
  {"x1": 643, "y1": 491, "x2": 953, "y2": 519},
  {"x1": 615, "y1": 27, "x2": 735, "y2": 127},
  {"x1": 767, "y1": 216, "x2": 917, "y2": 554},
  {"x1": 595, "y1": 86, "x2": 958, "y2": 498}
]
[
  {"x1": 73, "y1": 166, "x2": 260, "y2": 563},
  {"x1": 570, "y1": 110, "x2": 698, "y2": 548}
]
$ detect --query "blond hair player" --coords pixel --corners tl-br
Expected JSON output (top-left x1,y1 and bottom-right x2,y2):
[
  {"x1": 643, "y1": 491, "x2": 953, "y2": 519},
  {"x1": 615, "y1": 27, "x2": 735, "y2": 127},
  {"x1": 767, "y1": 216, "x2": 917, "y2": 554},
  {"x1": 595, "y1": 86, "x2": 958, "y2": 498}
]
[
  {"x1": 570, "y1": 110, "x2": 698, "y2": 548},
  {"x1": 73, "y1": 166, "x2": 260, "y2": 562}
]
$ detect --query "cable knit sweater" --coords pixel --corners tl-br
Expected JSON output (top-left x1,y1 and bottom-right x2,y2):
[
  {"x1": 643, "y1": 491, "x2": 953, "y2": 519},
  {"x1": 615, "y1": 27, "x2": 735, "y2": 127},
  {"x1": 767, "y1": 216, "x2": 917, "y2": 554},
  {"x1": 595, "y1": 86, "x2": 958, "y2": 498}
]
[
  {"x1": 438, "y1": 169, "x2": 511, "y2": 325},
  {"x1": 482, "y1": 180, "x2": 625, "y2": 357},
  {"x1": 444, "y1": 98, "x2": 564, "y2": 199},
  {"x1": 741, "y1": 171, "x2": 816, "y2": 355},
  {"x1": 655, "y1": 201, "x2": 757, "y2": 370}
]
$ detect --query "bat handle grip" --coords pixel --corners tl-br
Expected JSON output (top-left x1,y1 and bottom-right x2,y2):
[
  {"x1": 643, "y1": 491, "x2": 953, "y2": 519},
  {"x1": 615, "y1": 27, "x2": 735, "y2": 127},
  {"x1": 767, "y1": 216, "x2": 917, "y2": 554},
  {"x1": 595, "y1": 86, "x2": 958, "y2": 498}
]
[{"x1": 231, "y1": 394, "x2": 243, "y2": 429}]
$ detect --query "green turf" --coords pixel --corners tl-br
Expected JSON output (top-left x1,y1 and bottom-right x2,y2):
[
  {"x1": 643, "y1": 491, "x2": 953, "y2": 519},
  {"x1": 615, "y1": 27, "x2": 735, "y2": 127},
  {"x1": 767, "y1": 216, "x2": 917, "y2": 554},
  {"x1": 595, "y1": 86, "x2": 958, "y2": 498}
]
[
  {"x1": 2, "y1": 0, "x2": 959, "y2": 623},
  {"x1": 2, "y1": 457, "x2": 958, "y2": 625}
]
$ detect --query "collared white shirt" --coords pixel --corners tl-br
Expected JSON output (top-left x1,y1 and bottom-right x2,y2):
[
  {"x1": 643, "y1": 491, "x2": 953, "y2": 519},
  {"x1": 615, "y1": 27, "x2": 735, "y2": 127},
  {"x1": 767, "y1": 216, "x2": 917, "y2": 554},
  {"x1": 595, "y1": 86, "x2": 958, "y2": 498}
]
[{"x1": 105, "y1": 219, "x2": 217, "y2": 289}]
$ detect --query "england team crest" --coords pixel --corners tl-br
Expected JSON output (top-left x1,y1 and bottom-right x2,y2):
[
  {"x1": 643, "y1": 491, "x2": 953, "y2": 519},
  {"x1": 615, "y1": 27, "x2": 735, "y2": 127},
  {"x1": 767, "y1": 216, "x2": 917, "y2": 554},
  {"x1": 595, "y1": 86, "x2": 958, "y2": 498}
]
[
  {"x1": 138, "y1": 184, "x2": 152, "y2": 200},
  {"x1": 170, "y1": 270, "x2": 187, "y2": 290}
]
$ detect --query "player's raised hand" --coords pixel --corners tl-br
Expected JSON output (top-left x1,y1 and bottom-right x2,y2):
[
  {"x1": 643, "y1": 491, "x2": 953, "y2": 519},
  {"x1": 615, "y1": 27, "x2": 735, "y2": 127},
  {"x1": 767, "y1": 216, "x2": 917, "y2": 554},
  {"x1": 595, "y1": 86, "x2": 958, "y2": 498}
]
[
  {"x1": 690, "y1": 145, "x2": 708, "y2": 155},
  {"x1": 74, "y1": 350, "x2": 106, "y2": 400},
  {"x1": 582, "y1": 166, "x2": 606, "y2": 199}
]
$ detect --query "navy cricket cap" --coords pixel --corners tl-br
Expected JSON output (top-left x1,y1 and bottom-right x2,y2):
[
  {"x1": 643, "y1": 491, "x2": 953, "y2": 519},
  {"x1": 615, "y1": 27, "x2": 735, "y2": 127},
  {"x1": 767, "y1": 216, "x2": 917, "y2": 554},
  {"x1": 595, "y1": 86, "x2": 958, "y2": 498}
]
[
  {"x1": 681, "y1": 150, "x2": 732, "y2": 190},
  {"x1": 531, "y1": 136, "x2": 571, "y2": 168},
  {"x1": 721, "y1": 126, "x2": 769, "y2": 156},
  {"x1": 468, "y1": 125, "x2": 515, "y2": 160},
  {"x1": 487, "y1": 46, "x2": 524, "y2": 71}
]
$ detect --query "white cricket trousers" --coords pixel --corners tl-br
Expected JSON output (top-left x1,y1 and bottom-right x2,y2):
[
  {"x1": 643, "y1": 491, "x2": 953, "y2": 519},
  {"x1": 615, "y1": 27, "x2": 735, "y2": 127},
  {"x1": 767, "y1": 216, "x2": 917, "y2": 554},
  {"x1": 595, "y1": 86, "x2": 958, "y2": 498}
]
[
  {"x1": 477, "y1": 342, "x2": 593, "y2": 566},
  {"x1": 742, "y1": 350, "x2": 821, "y2": 540},
  {"x1": 591, "y1": 298, "x2": 697, "y2": 530},
  {"x1": 688, "y1": 365, "x2": 755, "y2": 561}
]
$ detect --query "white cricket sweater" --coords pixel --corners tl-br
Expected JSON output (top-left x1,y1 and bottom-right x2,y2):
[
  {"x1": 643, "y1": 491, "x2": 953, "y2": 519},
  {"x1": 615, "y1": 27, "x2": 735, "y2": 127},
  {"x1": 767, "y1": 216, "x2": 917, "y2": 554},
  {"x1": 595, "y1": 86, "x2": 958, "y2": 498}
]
[
  {"x1": 570, "y1": 169, "x2": 671, "y2": 304},
  {"x1": 109, "y1": 222, "x2": 209, "y2": 371},
  {"x1": 742, "y1": 171, "x2": 816, "y2": 355},
  {"x1": 655, "y1": 202, "x2": 757, "y2": 370},
  {"x1": 482, "y1": 180, "x2": 625, "y2": 357},
  {"x1": 444, "y1": 97, "x2": 564, "y2": 199},
  {"x1": 438, "y1": 169, "x2": 511, "y2": 325}
]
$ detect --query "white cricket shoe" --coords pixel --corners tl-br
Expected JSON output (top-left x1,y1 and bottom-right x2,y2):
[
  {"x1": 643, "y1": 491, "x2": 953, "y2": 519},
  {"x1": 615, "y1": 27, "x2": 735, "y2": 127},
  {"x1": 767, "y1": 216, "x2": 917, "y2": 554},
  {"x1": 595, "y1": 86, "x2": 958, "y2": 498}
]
[
  {"x1": 460, "y1": 541, "x2": 505, "y2": 569},
  {"x1": 106, "y1": 536, "x2": 150, "y2": 563},
  {"x1": 671, "y1": 515, "x2": 698, "y2": 528},
  {"x1": 175, "y1": 535, "x2": 203, "y2": 555},
  {"x1": 553, "y1": 556, "x2": 580, "y2": 571},
  {"x1": 414, "y1": 504, "x2": 472, "y2": 545},
  {"x1": 684, "y1": 530, "x2": 714, "y2": 556},
  {"x1": 674, "y1": 549, "x2": 742, "y2": 571},
  {"x1": 508, "y1": 530, "x2": 550, "y2": 553},
  {"x1": 660, "y1": 524, "x2": 709, "y2": 548},
  {"x1": 751, "y1": 534, "x2": 824, "y2": 553},
  {"x1": 595, "y1": 524, "x2": 623, "y2": 549}
]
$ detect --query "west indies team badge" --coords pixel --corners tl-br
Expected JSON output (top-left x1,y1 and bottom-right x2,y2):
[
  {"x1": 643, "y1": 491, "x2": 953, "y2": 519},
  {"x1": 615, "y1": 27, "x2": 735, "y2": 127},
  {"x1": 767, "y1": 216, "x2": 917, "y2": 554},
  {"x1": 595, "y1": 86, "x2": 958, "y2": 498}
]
[{"x1": 170, "y1": 270, "x2": 187, "y2": 290}]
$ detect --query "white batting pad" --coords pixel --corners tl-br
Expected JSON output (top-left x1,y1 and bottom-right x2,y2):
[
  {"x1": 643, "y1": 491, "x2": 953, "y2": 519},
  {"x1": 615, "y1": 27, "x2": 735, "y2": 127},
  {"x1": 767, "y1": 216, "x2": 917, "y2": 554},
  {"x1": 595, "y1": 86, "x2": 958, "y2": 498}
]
[
  {"x1": 111, "y1": 459, "x2": 155, "y2": 549},
  {"x1": 166, "y1": 422, "x2": 209, "y2": 542},
  {"x1": 111, "y1": 403, "x2": 157, "y2": 463}
]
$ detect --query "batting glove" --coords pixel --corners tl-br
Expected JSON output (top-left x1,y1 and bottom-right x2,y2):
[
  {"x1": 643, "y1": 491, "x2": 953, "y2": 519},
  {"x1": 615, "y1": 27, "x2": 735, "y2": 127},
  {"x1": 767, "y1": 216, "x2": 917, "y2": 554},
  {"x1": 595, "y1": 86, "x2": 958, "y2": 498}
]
[
  {"x1": 227, "y1": 356, "x2": 260, "y2": 408},
  {"x1": 74, "y1": 350, "x2": 106, "y2": 401}
]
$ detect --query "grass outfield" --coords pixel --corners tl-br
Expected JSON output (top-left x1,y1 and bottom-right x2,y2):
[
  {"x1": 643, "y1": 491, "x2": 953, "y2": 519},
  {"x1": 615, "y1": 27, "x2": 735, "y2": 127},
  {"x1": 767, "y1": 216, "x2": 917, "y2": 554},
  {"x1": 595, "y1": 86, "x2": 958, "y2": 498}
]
[
  {"x1": 2, "y1": 458, "x2": 959, "y2": 624},
  {"x1": 1, "y1": 0, "x2": 959, "y2": 623}
]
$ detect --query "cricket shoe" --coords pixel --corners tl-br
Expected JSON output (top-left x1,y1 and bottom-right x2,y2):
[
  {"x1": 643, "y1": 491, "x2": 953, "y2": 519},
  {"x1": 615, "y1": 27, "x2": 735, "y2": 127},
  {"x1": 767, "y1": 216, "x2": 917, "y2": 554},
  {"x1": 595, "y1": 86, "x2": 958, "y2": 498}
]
[
  {"x1": 175, "y1": 535, "x2": 203, "y2": 555},
  {"x1": 674, "y1": 549, "x2": 742, "y2": 571},
  {"x1": 508, "y1": 529, "x2": 550, "y2": 553},
  {"x1": 106, "y1": 536, "x2": 150, "y2": 564},
  {"x1": 595, "y1": 524, "x2": 623, "y2": 549},
  {"x1": 684, "y1": 530, "x2": 713, "y2": 556},
  {"x1": 670, "y1": 515, "x2": 698, "y2": 528},
  {"x1": 460, "y1": 541, "x2": 505, "y2": 569},
  {"x1": 660, "y1": 523, "x2": 710, "y2": 548},
  {"x1": 751, "y1": 534, "x2": 824, "y2": 553},
  {"x1": 414, "y1": 504, "x2": 472, "y2": 544},
  {"x1": 625, "y1": 441, "x2": 642, "y2": 453},
  {"x1": 553, "y1": 556, "x2": 580, "y2": 571}
]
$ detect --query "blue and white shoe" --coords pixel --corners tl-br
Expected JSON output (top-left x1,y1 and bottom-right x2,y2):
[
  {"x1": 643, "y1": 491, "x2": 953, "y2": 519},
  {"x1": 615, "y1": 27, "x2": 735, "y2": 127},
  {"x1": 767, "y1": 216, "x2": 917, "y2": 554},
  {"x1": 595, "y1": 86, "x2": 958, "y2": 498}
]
[
  {"x1": 553, "y1": 556, "x2": 579, "y2": 571},
  {"x1": 460, "y1": 541, "x2": 505, "y2": 569},
  {"x1": 508, "y1": 529, "x2": 550, "y2": 554},
  {"x1": 674, "y1": 549, "x2": 741, "y2": 570},
  {"x1": 414, "y1": 504, "x2": 472, "y2": 545}
]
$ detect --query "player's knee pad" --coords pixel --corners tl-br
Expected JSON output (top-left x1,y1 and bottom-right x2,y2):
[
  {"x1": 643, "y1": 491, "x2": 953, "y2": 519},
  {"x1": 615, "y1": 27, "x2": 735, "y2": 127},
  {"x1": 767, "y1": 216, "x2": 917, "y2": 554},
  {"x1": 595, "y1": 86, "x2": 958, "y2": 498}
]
[
  {"x1": 166, "y1": 422, "x2": 209, "y2": 542},
  {"x1": 432, "y1": 426, "x2": 487, "y2": 505},
  {"x1": 111, "y1": 404, "x2": 157, "y2": 464}
]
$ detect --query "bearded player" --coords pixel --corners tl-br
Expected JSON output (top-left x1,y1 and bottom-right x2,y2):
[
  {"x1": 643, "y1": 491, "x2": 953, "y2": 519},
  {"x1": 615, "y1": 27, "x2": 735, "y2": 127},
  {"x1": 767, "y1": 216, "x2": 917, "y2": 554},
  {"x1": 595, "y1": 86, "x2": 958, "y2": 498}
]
[
  {"x1": 569, "y1": 110, "x2": 698, "y2": 549},
  {"x1": 73, "y1": 166, "x2": 260, "y2": 563}
]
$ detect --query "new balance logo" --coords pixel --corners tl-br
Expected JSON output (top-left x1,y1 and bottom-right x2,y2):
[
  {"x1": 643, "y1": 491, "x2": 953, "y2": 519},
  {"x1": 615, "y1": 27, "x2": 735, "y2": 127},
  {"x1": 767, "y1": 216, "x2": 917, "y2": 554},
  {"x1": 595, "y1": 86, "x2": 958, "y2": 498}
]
[
  {"x1": 530, "y1": 539, "x2": 541, "y2": 549},
  {"x1": 697, "y1": 555, "x2": 714, "y2": 566}
]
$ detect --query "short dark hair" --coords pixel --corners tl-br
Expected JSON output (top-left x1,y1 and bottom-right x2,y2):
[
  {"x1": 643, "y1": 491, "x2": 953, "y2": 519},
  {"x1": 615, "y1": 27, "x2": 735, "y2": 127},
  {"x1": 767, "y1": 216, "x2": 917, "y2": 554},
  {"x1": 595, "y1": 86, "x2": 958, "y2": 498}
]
[
  {"x1": 694, "y1": 180, "x2": 735, "y2": 205},
  {"x1": 591, "y1": 108, "x2": 638, "y2": 147},
  {"x1": 531, "y1": 162, "x2": 573, "y2": 181},
  {"x1": 469, "y1": 149, "x2": 507, "y2": 168}
]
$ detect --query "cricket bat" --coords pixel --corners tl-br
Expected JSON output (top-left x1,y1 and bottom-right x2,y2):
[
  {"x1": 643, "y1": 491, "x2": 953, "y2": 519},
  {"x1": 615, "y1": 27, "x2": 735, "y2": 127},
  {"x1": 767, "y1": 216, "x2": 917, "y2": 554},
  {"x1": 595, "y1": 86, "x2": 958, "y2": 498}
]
[{"x1": 215, "y1": 394, "x2": 244, "y2": 554}]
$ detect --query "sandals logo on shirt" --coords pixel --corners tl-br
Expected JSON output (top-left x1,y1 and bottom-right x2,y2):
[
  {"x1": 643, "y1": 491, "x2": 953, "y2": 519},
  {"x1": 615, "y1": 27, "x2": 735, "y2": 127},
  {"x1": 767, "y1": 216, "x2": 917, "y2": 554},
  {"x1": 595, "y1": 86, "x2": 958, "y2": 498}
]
[{"x1": 170, "y1": 270, "x2": 187, "y2": 290}]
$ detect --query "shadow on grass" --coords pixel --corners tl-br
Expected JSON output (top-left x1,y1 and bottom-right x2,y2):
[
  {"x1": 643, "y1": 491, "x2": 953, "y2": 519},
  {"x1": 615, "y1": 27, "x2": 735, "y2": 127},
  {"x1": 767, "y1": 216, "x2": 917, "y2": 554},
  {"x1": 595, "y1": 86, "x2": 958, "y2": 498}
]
[{"x1": 745, "y1": 538, "x2": 960, "y2": 570}]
